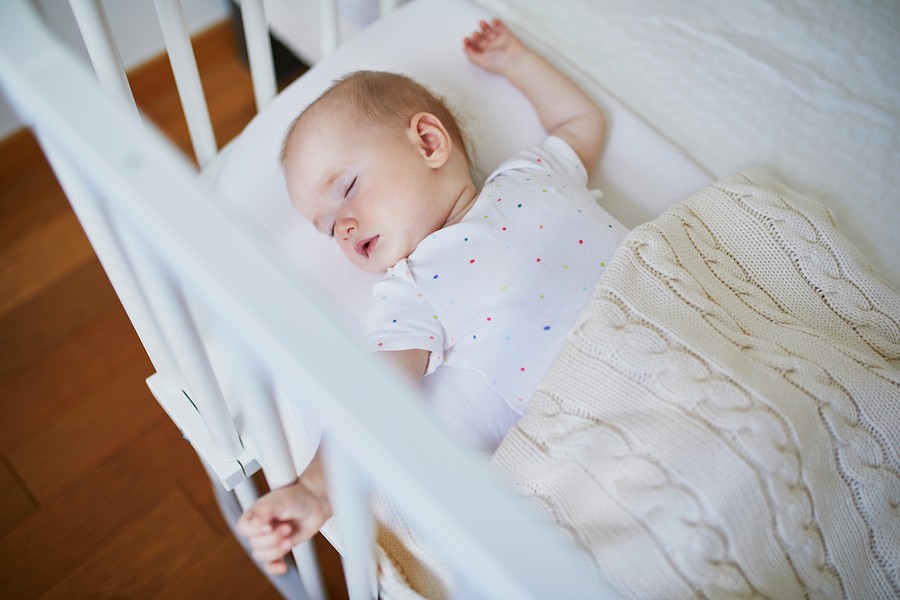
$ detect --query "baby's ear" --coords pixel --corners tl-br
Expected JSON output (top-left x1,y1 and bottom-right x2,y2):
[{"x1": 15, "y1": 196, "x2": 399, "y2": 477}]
[{"x1": 409, "y1": 112, "x2": 451, "y2": 168}]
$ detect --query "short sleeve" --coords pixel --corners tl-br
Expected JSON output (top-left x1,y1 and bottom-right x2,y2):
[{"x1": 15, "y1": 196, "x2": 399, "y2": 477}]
[
  {"x1": 484, "y1": 136, "x2": 591, "y2": 189},
  {"x1": 365, "y1": 259, "x2": 445, "y2": 374},
  {"x1": 537, "y1": 136, "x2": 591, "y2": 184}
]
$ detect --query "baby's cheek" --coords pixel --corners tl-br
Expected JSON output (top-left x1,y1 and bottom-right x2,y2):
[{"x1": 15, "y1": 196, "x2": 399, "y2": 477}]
[{"x1": 338, "y1": 243, "x2": 363, "y2": 270}]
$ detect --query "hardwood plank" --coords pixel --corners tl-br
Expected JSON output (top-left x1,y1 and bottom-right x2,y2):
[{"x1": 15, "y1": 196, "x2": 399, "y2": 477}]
[
  {"x1": 0, "y1": 260, "x2": 120, "y2": 380},
  {"x1": 0, "y1": 209, "x2": 96, "y2": 317},
  {"x1": 0, "y1": 305, "x2": 147, "y2": 455},
  {"x1": 151, "y1": 535, "x2": 279, "y2": 600},
  {"x1": 0, "y1": 457, "x2": 37, "y2": 534},
  {"x1": 37, "y1": 490, "x2": 220, "y2": 599},
  {"x1": 0, "y1": 416, "x2": 208, "y2": 598},
  {"x1": 178, "y1": 464, "x2": 230, "y2": 537},
  {"x1": 0, "y1": 137, "x2": 68, "y2": 253},
  {"x1": 0, "y1": 128, "x2": 47, "y2": 185},
  {"x1": 138, "y1": 86, "x2": 194, "y2": 156},
  {"x1": 201, "y1": 62, "x2": 257, "y2": 147},
  {"x1": 7, "y1": 358, "x2": 160, "y2": 504}
]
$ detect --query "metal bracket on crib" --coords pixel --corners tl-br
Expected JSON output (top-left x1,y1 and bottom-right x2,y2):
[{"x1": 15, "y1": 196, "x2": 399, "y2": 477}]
[{"x1": 147, "y1": 373, "x2": 260, "y2": 490}]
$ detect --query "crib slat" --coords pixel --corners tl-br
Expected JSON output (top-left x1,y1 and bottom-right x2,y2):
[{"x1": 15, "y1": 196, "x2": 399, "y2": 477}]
[
  {"x1": 222, "y1": 344, "x2": 297, "y2": 489},
  {"x1": 323, "y1": 445, "x2": 377, "y2": 600},
  {"x1": 238, "y1": 0, "x2": 277, "y2": 111},
  {"x1": 152, "y1": 0, "x2": 218, "y2": 167},
  {"x1": 68, "y1": 0, "x2": 139, "y2": 118},
  {"x1": 318, "y1": 0, "x2": 339, "y2": 58},
  {"x1": 0, "y1": 3, "x2": 620, "y2": 595},
  {"x1": 221, "y1": 341, "x2": 329, "y2": 600}
]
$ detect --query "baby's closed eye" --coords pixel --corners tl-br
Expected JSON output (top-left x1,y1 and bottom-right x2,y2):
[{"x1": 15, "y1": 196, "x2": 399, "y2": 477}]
[{"x1": 344, "y1": 176, "x2": 357, "y2": 198}]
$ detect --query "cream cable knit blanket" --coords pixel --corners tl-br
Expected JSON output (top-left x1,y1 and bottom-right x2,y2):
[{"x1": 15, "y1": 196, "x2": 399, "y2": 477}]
[{"x1": 376, "y1": 170, "x2": 900, "y2": 599}]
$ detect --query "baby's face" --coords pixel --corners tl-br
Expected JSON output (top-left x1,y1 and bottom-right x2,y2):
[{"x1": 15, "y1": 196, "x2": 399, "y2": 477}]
[{"x1": 284, "y1": 107, "x2": 449, "y2": 273}]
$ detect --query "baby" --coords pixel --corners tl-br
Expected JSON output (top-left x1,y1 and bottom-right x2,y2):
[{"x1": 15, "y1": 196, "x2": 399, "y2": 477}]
[{"x1": 237, "y1": 19, "x2": 629, "y2": 575}]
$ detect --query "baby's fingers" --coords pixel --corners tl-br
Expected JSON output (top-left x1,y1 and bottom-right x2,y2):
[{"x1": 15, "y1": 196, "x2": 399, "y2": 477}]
[
  {"x1": 479, "y1": 18, "x2": 507, "y2": 38},
  {"x1": 265, "y1": 558, "x2": 289, "y2": 576},
  {"x1": 246, "y1": 522, "x2": 293, "y2": 551},
  {"x1": 252, "y1": 540, "x2": 294, "y2": 564},
  {"x1": 465, "y1": 19, "x2": 510, "y2": 54},
  {"x1": 464, "y1": 31, "x2": 484, "y2": 50},
  {"x1": 236, "y1": 511, "x2": 272, "y2": 537},
  {"x1": 250, "y1": 534, "x2": 295, "y2": 564}
]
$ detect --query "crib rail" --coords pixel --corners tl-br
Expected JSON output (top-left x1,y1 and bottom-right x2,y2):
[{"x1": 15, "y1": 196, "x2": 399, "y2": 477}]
[{"x1": 0, "y1": 2, "x2": 617, "y2": 598}]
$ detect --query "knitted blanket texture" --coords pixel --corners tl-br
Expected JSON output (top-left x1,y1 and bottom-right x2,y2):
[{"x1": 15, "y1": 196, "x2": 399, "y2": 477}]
[{"x1": 377, "y1": 170, "x2": 900, "y2": 599}]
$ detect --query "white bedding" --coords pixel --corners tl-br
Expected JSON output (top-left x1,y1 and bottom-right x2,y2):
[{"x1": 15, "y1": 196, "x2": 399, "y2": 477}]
[
  {"x1": 213, "y1": 0, "x2": 710, "y2": 462},
  {"x1": 472, "y1": 0, "x2": 900, "y2": 289},
  {"x1": 374, "y1": 170, "x2": 900, "y2": 599},
  {"x1": 495, "y1": 170, "x2": 900, "y2": 598}
]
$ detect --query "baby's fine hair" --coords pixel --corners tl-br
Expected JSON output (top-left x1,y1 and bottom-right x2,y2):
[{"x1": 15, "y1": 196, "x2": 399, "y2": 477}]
[{"x1": 280, "y1": 70, "x2": 468, "y2": 164}]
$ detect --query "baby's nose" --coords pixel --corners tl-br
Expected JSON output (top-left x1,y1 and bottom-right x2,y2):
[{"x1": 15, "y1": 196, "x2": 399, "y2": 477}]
[{"x1": 336, "y1": 215, "x2": 359, "y2": 239}]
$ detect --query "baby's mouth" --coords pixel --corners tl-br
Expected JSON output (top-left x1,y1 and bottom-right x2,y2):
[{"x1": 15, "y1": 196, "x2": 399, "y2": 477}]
[{"x1": 354, "y1": 235, "x2": 379, "y2": 258}]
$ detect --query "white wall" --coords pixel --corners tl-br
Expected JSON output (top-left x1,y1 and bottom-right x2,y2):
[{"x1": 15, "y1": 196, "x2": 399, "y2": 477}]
[{"x1": 0, "y1": 0, "x2": 231, "y2": 140}]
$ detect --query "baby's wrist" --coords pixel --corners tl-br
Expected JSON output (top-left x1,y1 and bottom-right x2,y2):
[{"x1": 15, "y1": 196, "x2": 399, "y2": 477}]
[{"x1": 502, "y1": 47, "x2": 538, "y2": 81}]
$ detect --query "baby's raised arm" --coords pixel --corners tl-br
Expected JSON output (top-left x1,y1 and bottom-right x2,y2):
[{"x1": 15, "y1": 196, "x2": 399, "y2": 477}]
[{"x1": 464, "y1": 19, "x2": 606, "y2": 177}]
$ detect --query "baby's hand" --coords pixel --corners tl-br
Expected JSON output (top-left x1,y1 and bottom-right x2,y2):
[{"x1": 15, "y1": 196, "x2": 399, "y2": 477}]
[
  {"x1": 236, "y1": 482, "x2": 332, "y2": 575},
  {"x1": 463, "y1": 19, "x2": 528, "y2": 76}
]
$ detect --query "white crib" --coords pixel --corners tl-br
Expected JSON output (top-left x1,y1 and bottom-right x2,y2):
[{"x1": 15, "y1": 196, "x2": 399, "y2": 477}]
[
  {"x1": 5, "y1": 0, "x2": 898, "y2": 598},
  {"x1": 0, "y1": 1, "x2": 620, "y2": 598}
]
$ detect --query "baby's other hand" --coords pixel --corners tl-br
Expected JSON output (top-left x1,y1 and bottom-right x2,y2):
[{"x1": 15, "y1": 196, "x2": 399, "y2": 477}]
[
  {"x1": 236, "y1": 483, "x2": 331, "y2": 575},
  {"x1": 463, "y1": 19, "x2": 527, "y2": 76}
]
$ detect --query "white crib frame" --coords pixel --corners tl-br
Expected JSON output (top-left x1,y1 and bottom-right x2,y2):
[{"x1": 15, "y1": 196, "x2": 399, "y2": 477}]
[{"x1": 0, "y1": 1, "x2": 618, "y2": 598}]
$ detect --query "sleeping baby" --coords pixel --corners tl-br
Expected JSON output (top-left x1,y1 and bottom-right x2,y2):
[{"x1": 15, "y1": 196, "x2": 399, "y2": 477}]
[{"x1": 237, "y1": 18, "x2": 629, "y2": 575}]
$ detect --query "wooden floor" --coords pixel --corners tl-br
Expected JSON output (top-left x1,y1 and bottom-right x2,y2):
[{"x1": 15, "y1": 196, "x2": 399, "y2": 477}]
[{"x1": 0, "y1": 21, "x2": 346, "y2": 599}]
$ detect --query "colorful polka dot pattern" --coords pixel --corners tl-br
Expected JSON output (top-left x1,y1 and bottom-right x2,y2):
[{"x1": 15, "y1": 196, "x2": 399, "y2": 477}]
[{"x1": 367, "y1": 137, "x2": 629, "y2": 414}]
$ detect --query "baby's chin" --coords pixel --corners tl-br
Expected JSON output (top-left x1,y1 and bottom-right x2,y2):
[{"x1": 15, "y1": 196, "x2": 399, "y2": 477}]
[
  {"x1": 347, "y1": 252, "x2": 404, "y2": 274},
  {"x1": 347, "y1": 241, "x2": 414, "y2": 274},
  {"x1": 358, "y1": 261, "x2": 391, "y2": 274}
]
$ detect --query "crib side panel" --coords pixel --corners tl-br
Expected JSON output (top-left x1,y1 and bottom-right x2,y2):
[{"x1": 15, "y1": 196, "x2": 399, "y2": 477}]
[{"x1": 0, "y1": 2, "x2": 618, "y2": 598}]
